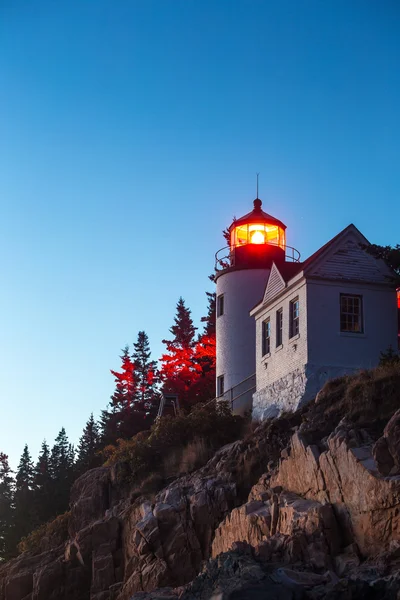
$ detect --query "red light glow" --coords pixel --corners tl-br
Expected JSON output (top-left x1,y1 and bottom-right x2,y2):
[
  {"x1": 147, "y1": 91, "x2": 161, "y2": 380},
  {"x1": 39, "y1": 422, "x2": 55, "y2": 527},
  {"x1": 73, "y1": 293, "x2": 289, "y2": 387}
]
[{"x1": 230, "y1": 222, "x2": 285, "y2": 250}]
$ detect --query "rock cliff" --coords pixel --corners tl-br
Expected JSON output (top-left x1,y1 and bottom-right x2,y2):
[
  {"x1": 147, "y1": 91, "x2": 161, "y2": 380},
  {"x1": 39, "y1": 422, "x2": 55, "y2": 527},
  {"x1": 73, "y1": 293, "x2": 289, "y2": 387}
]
[{"x1": 1, "y1": 365, "x2": 400, "y2": 600}]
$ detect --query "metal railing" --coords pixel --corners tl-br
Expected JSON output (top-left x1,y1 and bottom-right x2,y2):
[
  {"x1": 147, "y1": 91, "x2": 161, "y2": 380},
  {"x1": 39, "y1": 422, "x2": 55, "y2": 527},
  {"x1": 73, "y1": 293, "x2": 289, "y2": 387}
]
[
  {"x1": 157, "y1": 394, "x2": 180, "y2": 418},
  {"x1": 157, "y1": 374, "x2": 256, "y2": 418},
  {"x1": 215, "y1": 243, "x2": 301, "y2": 271},
  {"x1": 217, "y1": 373, "x2": 256, "y2": 414}
]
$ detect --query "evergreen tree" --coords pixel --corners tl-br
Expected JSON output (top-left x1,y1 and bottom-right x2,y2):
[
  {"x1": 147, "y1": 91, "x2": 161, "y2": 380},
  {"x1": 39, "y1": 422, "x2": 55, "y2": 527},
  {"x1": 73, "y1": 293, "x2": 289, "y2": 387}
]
[
  {"x1": 132, "y1": 331, "x2": 160, "y2": 407},
  {"x1": 101, "y1": 342, "x2": 154, "y2": 446},
  {"x1": 165, "y1": 297, "x2": 197, "y2": 350},
  {"x1": 76, "y1": 414, "x2": 101, "y2": 475},
  {"x1": 50, "y1": 428, "x2": 74, "y2": 515},
  {"x1": 14, "y1": 445, "x2": 35, "y2": 544},
  {"x1": 33, "y1": 440, "x2": 53, "y2": 525},
  {"x1": 222, "y1": 226, "x2": 231, "y2": 246},
  {"x1": 160, "y1": 298, "x2": 201, "y2": 407},
  {"x1": 110, "y1": 346, "x2": 137, "y2": 409},
  {"x1": 192, "y1": 291, "x2": 217, "y2": 404},
  {"x1": 379, "y1": 345, "x2": 400, "y2": 367},
  {"x1": 200, "y1": 292, "x2": 216, "y2": 337},
  {"x1": 0, "y1": 453, "x2": 14, "y2": 562},
  {"x1": 365, "y1": 243, "x2": 400, "y2": 276},
  {"x1": 99, "y1": 404, "x2": 121, "y2": 447}
]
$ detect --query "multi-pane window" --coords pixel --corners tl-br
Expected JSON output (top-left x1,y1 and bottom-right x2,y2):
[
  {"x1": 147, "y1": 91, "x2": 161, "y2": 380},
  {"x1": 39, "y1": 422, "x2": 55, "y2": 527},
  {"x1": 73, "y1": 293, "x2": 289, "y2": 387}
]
[
  {"x1": 276, "y1": 308, "x2": 283, "y2": 347},
  {"x1": 340, "y1": 294, "x2": 363, "y2": 333},
  {"x1": 262, "y1": 318, "x2": 271, "y2": 356},
  {"x1": 217, "y1": 294, "x2": 224, "y2": 317},
  {"x1": 217, "y1": 375, "x2": 225, "y2": 397},
  {"x1": 289, "y1": 298, "x2": 300, "y2": 338}
]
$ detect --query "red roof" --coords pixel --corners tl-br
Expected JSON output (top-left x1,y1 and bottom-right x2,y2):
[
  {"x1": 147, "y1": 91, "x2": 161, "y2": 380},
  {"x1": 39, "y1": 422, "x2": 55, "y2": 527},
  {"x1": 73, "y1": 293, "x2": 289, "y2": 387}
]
[{"x1": 230, "y1": 198, "x2": 287, "y2": 231}]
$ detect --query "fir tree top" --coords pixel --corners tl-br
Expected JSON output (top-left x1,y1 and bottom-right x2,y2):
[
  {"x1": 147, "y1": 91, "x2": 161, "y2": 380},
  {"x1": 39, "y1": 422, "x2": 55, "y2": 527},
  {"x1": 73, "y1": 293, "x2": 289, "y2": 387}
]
[{"x1": 164, "y1": 297, "x2": 197, "y2": 350}]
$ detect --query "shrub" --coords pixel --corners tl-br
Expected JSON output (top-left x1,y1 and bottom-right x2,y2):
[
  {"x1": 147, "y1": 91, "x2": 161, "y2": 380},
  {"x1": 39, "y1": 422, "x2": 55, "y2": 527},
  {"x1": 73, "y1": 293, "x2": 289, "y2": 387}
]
[
  {"x1": 301, "y1": 362, "x2": 400, "y2": 442},
  {"x1": 103, "y1": 400, "x2": 243, "y2": 484},
  {"x1": 18, "y1": 511, "x2": 70, "y2": 555},
  {"x1": 379, "y1": 345, "x2": 400, "y2": 367}
]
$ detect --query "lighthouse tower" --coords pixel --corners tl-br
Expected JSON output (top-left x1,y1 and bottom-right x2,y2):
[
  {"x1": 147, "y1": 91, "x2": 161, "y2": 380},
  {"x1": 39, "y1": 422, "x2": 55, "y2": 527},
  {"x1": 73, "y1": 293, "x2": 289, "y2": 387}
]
[{"x1": 215, "y1": 198, "x2": 299, "y2": 413}]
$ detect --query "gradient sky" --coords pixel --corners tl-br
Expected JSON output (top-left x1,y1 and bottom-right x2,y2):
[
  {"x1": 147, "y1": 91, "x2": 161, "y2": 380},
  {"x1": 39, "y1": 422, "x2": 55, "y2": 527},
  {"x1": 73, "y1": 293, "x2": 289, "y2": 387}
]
[{"x1": 0, "y1": 0, "x2": 399, "y2": 469}]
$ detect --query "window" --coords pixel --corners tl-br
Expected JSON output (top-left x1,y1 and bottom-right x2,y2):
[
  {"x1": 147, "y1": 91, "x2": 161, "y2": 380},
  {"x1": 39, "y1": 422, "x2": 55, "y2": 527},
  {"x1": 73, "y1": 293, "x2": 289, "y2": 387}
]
[
  {"x1": 217, "y1": 294, "x2": 224, "y2": 317},
  {"x1": 340, "y1": 294, "x2": 363, "y2": 333},
  {"x1": 276, "y1": 308, "x2": 283, "y2": 347},
  {"x1": 262, "y1": 318, "x2": 271, "y2": 356},
  {"x1": 217, "y1": 375, "x2": 225, "y2": 397},
  {"x1": 289, "y1": 298, "x2": 300, "y2": 338}
]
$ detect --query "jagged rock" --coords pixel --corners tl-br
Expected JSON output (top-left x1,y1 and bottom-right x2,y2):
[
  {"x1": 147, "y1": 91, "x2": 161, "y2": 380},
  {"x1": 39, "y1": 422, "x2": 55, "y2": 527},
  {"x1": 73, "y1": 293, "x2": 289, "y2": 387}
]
[
  {"x1": 69, "y1": 467, "x2": 112, "y2": 537},
  {"x1": 384, "y1": 409, "x2": 400, "y2": 470},
  {"x1": 212, "y1": 483, "x2": 339, "y2": 569},
  {"x1": 373, "y1": 437, "x2": 394, "y2": 476},
  {"x1": 373, "y1": 408, "x2": 400, "y2": 477},
  {"x1": 271, "y1": 427, "x2": 400, "y2": 556},
  {"x1": 120, "y1": 468, "x2": 237, "y2": 598}
]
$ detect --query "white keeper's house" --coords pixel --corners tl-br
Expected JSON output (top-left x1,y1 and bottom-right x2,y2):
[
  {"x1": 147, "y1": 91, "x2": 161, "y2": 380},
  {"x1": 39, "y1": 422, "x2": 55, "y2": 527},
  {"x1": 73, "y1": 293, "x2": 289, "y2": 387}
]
[{"x1": 214, "y1": 197, "x2": 400, "y2": 419}]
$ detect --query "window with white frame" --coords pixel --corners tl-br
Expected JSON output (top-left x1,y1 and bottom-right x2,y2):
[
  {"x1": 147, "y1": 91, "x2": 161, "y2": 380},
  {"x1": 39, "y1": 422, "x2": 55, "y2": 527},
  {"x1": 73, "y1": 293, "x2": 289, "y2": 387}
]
[
  {"x1": 289, "y1": 297, "x2": 300, "y2": 338},
  {"x1": 340, "y1": 294, "x2": 363, "y2": 333},
  {"x1": 262, "y1": 318, "x2": 271, "y2": 356},
  {"x1": 276, "y1": 308, "x2": 283, "y2": 347}
]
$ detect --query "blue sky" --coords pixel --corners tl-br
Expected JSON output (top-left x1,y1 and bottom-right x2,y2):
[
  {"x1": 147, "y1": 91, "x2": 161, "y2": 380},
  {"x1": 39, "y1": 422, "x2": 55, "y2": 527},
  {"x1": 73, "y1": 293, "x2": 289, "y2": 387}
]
[{"x1": 0, "y1": 0, "x2": 399, "y2": 468}]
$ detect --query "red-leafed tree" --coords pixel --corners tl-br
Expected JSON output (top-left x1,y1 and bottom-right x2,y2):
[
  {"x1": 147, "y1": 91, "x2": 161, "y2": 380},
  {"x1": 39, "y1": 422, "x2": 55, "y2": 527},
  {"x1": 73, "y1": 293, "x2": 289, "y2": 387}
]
[
  {"x1": 101, "y1": 337, "x2": 159, "y2": 445},
  {"x1": 193, "y1": 290, "x2": 216, "y2": 402},
  {"x1": 160, "y1": 294, "x2": 217, "y2": 408},
  {"x1": 110, "y1": 346, "x2": 137, "y2": 409},
  {"x1": 101, "y1": 346, "x2": 141, "y2": 445},
  {"x1": 160, "y1": 298, "x2": 201, "y2": 408}
]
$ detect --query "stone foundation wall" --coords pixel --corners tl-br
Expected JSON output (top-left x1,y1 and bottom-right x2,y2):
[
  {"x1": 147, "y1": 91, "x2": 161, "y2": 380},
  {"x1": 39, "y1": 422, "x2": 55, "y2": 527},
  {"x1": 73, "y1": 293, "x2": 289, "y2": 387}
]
[{"x1": 252, "y1": 364, "x2": 360, "y2": 421}]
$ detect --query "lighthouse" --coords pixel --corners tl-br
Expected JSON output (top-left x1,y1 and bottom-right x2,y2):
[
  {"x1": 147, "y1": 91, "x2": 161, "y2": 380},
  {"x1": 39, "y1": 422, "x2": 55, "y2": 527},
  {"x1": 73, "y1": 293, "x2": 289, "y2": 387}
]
[{"x1": 215, "y1": 197, "x2": 299, "y2": 413}]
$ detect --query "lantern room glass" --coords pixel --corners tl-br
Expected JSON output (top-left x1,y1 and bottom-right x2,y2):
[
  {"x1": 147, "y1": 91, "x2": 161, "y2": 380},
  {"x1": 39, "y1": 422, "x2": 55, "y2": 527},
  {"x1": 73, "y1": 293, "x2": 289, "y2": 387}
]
[{"x1": 230, "y1": 223, "x2": 286, "y2": 251}]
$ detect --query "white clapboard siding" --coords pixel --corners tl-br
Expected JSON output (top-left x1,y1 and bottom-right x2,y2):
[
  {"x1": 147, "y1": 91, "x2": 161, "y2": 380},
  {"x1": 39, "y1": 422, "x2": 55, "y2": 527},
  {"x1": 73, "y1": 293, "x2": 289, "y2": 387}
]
[
  {"x1": 263, "y1": 263, "x2": 285, "y2": 304},
  {"x1": 310, "y1": 237, "x2": 393, "y2": 284}
]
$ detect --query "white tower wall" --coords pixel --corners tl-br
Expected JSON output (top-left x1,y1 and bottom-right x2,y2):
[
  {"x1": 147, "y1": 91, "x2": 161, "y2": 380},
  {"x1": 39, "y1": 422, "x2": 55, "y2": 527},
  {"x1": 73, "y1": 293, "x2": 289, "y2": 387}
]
[{"x1": 216, "y1": 268, "x2": 270, "y2": 394}]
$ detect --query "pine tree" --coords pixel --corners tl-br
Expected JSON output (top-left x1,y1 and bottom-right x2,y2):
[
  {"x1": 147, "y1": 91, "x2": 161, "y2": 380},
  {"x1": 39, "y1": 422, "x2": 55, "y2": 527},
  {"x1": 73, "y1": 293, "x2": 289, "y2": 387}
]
[
  {"x1": 365, "y1": 244, "x2": 400, "y2": 276},
  {"x1": 50, "y1": 428, "x2": 75, "y2": 516},
  {"x1": 0, "y1": 453, "x2": 14, "y2": 562},
  {"x1": 192, "y1": 291, "x2": 217, "y2": 404},
  {"x1": 14, "y1": 445, "x2": 35, "y2": 544},
  {"x1": 110, "y1": 346, "x2": 137, "y2": 410},
  {"x1": 33, "y1": 440, "x2": 53, "y2": 525},
  {"x1": 76, "y1": 414, "x2": 101, "y2": 475},
  {"x1": 99, "y1": 404, "x2": 121, "y2": 447},
  {"x1": 166, "y1": 297, "x2": 197, "y2": 350},
  {"x1": 132, "y1": 331, "x2": 160, "y2": 408},
  {"x1": 160, "y1": 298, "x2": 201, "y2": 407},
  {"x1": 222, "y1": 226, "x2": 231, "y2": 246},
  {"x1": 101, "y1": 342, "x2": 154, "y2": 445},
  {"x1": 101, "y1": 346, "x2": 139, "y2": 444},
  {"x1": 200, "y1": 292, "x2": 216, "y2": 337}
]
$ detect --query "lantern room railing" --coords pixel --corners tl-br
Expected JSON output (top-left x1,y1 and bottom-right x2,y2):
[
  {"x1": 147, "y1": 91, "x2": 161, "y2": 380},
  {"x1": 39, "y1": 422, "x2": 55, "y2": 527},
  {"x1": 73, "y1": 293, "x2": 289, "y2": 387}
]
[{"x1": 215, "y1": 242, "x2": 301, "y2": 272}]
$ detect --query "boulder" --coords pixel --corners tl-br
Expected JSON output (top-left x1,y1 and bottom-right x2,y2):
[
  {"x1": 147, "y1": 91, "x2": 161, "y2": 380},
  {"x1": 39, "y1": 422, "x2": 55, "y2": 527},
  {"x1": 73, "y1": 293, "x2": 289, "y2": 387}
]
[
  {"x1": 271, "y1": 426, "x2": 400, "y2": 556},
  {"x1": 212, "y1": 482, "x2": 339, "y2": 569},
  {"x1": 384, "y1": 408, "x2": 400, "y2": 472},
  {"x1": 373, "y1": 436, "x2": 394, "y2": 476}
]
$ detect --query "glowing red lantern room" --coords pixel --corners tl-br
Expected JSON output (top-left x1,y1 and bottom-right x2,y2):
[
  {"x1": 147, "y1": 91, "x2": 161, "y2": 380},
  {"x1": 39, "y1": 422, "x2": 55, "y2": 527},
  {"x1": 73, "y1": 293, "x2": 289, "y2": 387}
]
[{"x1": 215, "y1": 198, "x2": 299, "y2": 271}]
